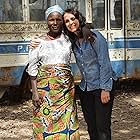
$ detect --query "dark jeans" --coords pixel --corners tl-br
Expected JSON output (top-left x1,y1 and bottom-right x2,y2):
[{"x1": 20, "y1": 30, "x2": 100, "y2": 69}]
[{"x1": 78, "y1": 88, "x2": 114, "y2": 140}]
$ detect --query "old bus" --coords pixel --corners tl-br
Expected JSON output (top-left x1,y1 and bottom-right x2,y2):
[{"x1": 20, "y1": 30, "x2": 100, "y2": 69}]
[{"x1": 0, "y1": 0, "x2": 140, "y2": 97}]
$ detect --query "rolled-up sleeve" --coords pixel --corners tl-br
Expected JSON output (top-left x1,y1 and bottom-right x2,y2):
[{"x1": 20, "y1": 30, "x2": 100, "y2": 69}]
[{"x1": 27, "y1": 46, "x2": 40, "y2": 77}]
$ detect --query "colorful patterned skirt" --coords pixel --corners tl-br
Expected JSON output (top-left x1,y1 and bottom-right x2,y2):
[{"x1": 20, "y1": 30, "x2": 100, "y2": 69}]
[{"x1": 32, "y1": 64, "x2": 80, "y2": 140}]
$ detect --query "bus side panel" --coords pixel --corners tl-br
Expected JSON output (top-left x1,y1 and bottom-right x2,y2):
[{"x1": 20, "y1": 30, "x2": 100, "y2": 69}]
[
  {"x1": 126, "y1": 37, "x2": 140, "y2": 79},
  {"x1": 126, "y1": 60, "x2": 140, "y2": 79},
  {"x1": 0, "y1": 41, "x2": 29, "y2": 86},
  {"x1": 125, "y1": 0, "x2": 140, "y2": 79},
  {"x1": 108, "y1": 39, "x2": 125, "y2": 78},
  {"x1": 0, "y1": 66, "x2": 26, "y2": 86}
]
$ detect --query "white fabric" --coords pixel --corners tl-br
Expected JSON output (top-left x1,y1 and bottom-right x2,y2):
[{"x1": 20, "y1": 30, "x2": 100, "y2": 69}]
[
  {"x1": 45, "y1": 5, "x2": 63, "y2": 20},
  {"x1": 27, "y1": 34, "x2": 72, "y2": 76}
]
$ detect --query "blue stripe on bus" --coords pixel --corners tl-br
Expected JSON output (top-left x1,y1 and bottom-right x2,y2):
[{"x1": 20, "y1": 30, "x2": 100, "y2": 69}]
[
  {"x1": 108, "y1": 37, "x2": 140, "y2": 49},
  {"x1": 127, "y1": 40, "x2": 140, "y2": 49},
  {"x1": 0, "y1": 41, "x2": 30, "y2": 53},
  {"x1": 0, "y1": 38, "x2": 140, "y2": 53}
]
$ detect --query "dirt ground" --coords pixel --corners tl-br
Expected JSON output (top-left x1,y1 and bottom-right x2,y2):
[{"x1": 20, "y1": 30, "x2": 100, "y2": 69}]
[{"x1": 0, "y1": 90, "x2": 140, "y2": 140}]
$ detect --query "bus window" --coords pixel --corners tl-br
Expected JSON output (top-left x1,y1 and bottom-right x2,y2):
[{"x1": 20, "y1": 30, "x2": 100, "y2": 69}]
[
  {"x1": 65, "y1": 0, "x2": 78, "y2": 9},
  {"x1": 110, "y1": 0, "x2": 122, "y2": 29},
  {"x1": 29, "y1": 0, "x2": 49, "y2": 21},
  {"x1": 130, "y1": 0, "x2": 140, "y2": 20},
  {"x1": 0, "y1": 0, "x2": 23, "y2": 21},
  {"x1": 65, "y1": 0, "x2": 86, "y2": 17},
  {"x1": 92, "y1": 0, "x2": 105, "y2": 29}
]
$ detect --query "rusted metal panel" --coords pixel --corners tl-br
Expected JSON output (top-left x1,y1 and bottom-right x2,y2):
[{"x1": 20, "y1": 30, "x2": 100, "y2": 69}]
[
  {"x1": 126, "y1": 62, "x2": 140, "y2": 79},
  {"x1": 127, "y1": 21, "x2": 140, "y2": 31},
  {"x1": 0, "y1": 66, "x2": 25, "y2": 86},
  {"x1": 0, "y1": 23, "x2": 48, "y2": 33},
  {"x1": 126, "y1": 44, "x2": 140, "y2": 79},
  {"x1": 0, "y1": 23, "x2": 49, "y2": 41},
  {"x1": 0, "y1": 41, "x2": 29, "y2": 86}
]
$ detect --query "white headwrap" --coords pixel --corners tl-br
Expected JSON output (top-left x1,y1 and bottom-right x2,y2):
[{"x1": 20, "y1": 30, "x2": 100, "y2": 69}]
[{"x1": 45, "y1": 5, "x2": 64, "y2": 20}]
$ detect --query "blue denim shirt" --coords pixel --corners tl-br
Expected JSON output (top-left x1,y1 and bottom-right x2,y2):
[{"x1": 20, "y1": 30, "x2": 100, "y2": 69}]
[{"x1": 73, "y1": 30, "x2": 117, "y2": 91}]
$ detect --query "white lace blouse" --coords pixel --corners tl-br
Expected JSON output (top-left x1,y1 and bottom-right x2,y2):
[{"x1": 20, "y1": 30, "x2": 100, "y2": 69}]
[{"x1": 27, "y1": 33, "x2": 72, "y2": 76}]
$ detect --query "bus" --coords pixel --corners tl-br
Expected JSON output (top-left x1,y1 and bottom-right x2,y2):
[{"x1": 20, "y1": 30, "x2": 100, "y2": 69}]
[{"x1": 0, "y1": 0, "x2": 140, "y2": 97}]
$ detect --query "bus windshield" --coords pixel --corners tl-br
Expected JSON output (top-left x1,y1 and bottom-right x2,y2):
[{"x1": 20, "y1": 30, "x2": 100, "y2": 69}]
[
  {"x1": 0, "y1": 0, "x2": 49, "y2": 22},
  {"x1": 92, "y1": 0, "x2": 105, "y2": 29},
  {"x1": 0, "y1": 0, "x2": 86, "y2": 22},
  {"x1": 110, "y1": 0, "x2": 122, "y2": 29},
  {"x1": 0, "y1": 0, "x2": 23, "y2": 21},
  {"x1": 130, "y1": 0, "x2": 140, "y2": 20}
]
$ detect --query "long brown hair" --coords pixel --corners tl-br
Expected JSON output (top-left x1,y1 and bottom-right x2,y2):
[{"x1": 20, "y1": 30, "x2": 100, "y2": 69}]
[{"x1": 63, "y1": 8, "x2": 95, "y2": 43}]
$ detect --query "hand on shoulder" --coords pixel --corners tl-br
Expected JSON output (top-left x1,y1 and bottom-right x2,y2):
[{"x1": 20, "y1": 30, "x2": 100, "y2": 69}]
[{"x1": 29, "y1": 34, "x2": 41, "y2": 49}]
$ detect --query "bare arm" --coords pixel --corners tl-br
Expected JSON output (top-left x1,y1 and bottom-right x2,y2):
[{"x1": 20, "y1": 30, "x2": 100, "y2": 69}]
[{"x1": 30, "y1": 76, "x2": 41, "y2": 107}]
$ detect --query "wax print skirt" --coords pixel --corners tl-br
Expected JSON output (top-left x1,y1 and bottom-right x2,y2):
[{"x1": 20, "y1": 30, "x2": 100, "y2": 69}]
[{"x1": 32, "y1": 64, "x2": 80, "y2": 140}]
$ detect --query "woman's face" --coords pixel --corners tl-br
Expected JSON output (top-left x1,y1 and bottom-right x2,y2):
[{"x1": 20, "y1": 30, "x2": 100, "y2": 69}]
[
  {"x1": 47, "y1": 12, "x2": 63, "y2": 34},
  {"x1": 63, "y1": 12, "x2": 80, "y2": 33}
]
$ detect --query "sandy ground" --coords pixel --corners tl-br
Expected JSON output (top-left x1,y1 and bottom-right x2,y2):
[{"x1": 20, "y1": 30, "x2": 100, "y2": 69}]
[{"x1": 0, "y1": 90, "x2": 140, "y2": 140}]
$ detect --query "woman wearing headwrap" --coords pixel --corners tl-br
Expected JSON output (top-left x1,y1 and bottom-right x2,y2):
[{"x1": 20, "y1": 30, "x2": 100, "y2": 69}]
[{"x1": 27, "y1": 5, "x2": 80, "y2": 140}]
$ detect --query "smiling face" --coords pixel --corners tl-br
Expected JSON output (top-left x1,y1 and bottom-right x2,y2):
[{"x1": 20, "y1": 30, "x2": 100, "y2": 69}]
[
  {"x1": 47, "y1": 12, "x2": 63, "y2": 35},
  {"x1": 63, "y1": 12, "x2": 80, "y2": 33}
]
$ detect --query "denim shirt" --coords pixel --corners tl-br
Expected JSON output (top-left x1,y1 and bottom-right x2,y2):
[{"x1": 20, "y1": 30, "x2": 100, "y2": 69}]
[{"x1": 73, "y1": 30, "x2": 117, "y2": 92}]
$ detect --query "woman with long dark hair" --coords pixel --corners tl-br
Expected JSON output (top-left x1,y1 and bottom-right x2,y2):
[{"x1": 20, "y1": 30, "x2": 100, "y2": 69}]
[{"x1": 63, "y1": 8, "x2": 117, "y2": 140}]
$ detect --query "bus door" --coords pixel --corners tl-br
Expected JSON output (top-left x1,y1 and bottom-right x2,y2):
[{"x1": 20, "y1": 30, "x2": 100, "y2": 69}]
[
  {"x1": 125, "y1": 0, "x2": 140, "y2": 79},
  {"x1": 91, "y1": 0, "x2": 125, "y2": 78}
]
